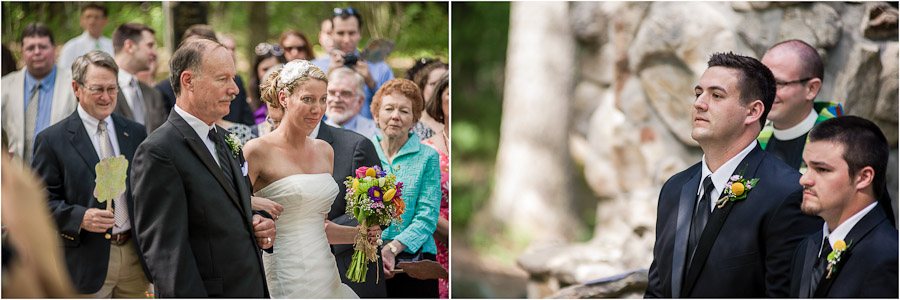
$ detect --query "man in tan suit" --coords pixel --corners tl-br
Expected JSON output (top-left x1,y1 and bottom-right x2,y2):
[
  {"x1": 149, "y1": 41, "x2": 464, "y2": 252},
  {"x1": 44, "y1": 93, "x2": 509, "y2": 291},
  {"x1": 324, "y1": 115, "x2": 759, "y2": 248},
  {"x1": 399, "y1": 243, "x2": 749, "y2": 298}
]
[
  {"x1": 1, "y1": 23, "x2": 77, "y2": 162},
  {"x1": 112, "y1": 22, "x2": 166, "y2": 135}
]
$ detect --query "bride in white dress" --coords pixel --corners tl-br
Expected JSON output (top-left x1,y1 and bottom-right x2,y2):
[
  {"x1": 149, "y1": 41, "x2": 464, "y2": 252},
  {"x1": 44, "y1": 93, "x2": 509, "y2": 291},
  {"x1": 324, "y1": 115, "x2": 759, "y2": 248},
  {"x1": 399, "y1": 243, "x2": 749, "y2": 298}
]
[{"x1": 242, "y1": 60, "x2": 374, "y2": 298}]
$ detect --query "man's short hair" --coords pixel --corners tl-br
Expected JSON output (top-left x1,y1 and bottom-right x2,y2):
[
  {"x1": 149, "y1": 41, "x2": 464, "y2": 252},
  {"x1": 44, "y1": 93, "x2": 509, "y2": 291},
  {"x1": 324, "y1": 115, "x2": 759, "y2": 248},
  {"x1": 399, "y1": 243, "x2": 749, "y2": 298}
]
[
  {"x1": 112, "y1": 23, "x2": 155, "y2": 54},
  {"x1": 707, "y1": 52, "x2": 776, "y2": 128},
  {"x1": 328, "y1": 67, "x2": 365, "y2": 98},
  {"x1": 169, "y1": 38, "x2": 222, "y2": 96},
  {"x1": 72, "y1": 50, "x2": 118, "y2": 86},
  {"x1": 808, "y1": 116, "x2": 889, "y2": 199},
  {"x1": 182, "y1": 24, "x2": 218, "y2": 42},
  {"x1": 330, "y1": 7, "x2": 363, "y2": 29},
  {"x1": 81, "y1": 2, "x2": 107, "y2": 17},
  {"x1": 425, "y1": 71, "x2": 449, "y2": 124},
  {"x1": 21, "y1": 23, "x2": 54, "y2": 45},
  {"x1": 768, "y1": 39, "x2": 824, "y2": 81}
]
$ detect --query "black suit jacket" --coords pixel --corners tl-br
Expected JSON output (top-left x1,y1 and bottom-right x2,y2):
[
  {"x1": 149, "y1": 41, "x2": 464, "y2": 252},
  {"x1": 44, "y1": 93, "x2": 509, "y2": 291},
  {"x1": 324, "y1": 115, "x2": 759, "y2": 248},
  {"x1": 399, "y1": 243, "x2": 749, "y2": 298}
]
[
  {"x1": 131, "y1": 111, "x2": 267, "y2": 297},
  {"x1": 789, "y1": 204, "x2": 898, "y2": 298},
  {"x1": 646, "y1": 144, "x2": 821, "y2": 297},
  {"x1": 32, "y1": 111, "x2": 150, "y2": 294},
  {"x1": 155, "y1": 75, "x2": 254, "y2": 126},
  {"x1": 115, "y1": 80, "x2": 168, "y2": 135},
  {"x1": 315, "y1": 121, "x2": 387, "y2": 297}
]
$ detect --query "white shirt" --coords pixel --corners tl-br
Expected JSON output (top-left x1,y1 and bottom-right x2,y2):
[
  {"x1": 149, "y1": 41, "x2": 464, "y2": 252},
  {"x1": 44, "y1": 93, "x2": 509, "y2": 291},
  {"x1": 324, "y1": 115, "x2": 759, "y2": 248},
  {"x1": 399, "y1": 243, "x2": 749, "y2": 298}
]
[
  {"x1": 698, "y1": 140, "x2": 758, "y2": 212},
  {"x1": 57, "y1": 31, "x2": 114, "y2": 70},
  {"x1": 117, "y1": 69, "x2": 144, "y2": 124},
  {"x1": 773, "y1": 108, "x2": 818, "y2": 140},
  {"x1": 77, "y1": 105, "x2": 129, "y2": 233},
  {"x1": 819, "y1": 202, "x2": 878, "y2": 257},
  {"x1": 174, "y1": 104, "x2": 220, "y2": 167},
  {"x1": 309, "y1": 121, "x2": 322, "y2": 138}
]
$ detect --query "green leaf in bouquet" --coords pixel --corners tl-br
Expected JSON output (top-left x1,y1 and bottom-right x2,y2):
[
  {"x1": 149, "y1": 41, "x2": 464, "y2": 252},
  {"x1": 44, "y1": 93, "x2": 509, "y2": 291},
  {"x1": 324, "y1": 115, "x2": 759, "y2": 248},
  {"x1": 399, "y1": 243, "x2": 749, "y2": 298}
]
[{"x1": 93, "y1": 155, "x2": 129, "y2": 203}]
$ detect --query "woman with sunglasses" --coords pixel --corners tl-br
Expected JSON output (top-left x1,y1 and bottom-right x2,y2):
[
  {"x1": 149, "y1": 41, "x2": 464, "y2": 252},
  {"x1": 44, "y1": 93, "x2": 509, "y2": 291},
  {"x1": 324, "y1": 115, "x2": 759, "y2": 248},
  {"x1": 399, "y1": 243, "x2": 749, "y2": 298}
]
[
  {"x1": 249, "y1": 43, "x2": 287, "y2": 125},
  {"x1": 279, "y1": 30, "x2": 316, "y2": 62}
]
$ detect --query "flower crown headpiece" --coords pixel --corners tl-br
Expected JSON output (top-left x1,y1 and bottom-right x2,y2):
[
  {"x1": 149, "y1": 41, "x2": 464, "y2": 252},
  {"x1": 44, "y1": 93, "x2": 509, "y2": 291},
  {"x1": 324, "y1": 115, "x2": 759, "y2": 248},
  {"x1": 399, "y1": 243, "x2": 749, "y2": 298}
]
[{"x1": 279, "y1": 60, "x2": 315, "y2": 85}]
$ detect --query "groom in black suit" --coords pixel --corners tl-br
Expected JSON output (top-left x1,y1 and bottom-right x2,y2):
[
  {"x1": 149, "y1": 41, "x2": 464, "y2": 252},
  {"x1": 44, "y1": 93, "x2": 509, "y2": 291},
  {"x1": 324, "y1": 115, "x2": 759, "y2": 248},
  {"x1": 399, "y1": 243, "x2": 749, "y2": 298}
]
[
  {"x1": 789, "y1": 116, "x2": 898, "y2": 298},
  {"x1": 645, "y1": 52, "x2": 821, "y2": 298},
  {"x1": 32, "y1": 50, "x2": 151, "y2": 297},
  {"x1": 316, "y1": 120, "x2": 386, "y2": 297},
  {"x1": 131, "y1": 38, "x2": 275, "y2": 297}
]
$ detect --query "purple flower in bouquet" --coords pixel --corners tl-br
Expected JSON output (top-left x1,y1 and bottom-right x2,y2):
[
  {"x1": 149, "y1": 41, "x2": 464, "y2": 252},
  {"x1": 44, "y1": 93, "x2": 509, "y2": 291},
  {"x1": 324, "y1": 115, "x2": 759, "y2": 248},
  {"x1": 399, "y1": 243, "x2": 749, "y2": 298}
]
[
  {"x1": 355, "y1": 167, "x2": 369, "y2": 178},
  {"x1": 369, "y1": 186, "x2": 383, "y2": 202},
  {"x1": 395, "y1": 182, "x2": 404, "y2": 197},
  {"x1": 373, "y1": 165, "x2": 387, "y2": 177}
]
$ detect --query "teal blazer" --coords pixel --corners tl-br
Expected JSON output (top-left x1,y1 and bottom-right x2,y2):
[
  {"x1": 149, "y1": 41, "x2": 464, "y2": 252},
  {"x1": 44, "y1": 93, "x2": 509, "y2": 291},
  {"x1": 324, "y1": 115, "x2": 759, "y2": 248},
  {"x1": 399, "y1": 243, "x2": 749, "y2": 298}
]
[{"x1": 372, "y1": 133, "x2": 441, "y2": 254}]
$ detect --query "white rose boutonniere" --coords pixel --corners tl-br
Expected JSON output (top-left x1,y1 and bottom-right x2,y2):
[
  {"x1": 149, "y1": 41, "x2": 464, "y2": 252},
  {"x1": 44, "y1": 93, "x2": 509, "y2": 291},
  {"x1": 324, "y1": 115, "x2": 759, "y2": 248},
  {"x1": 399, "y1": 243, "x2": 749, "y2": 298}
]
[{"x1": 225, "y1": 133, "x2": 242, "y2": 158}]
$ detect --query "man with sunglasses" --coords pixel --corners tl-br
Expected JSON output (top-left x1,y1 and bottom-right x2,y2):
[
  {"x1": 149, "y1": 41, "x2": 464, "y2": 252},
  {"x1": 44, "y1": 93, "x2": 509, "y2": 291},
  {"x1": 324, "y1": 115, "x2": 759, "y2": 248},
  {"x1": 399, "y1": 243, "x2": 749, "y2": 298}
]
[
  {"x1": 1, "y1": 23, "x2": 77, "y2": 162},
  {"x1": 312, "y1": 7, "x2": 395, "y2": 119},
  {"x1": 758, "y1": 40, "x2": 841, "y2": 172},
  {"x1": 31, "y1": 50, "x2": 151, "y2": 297}
]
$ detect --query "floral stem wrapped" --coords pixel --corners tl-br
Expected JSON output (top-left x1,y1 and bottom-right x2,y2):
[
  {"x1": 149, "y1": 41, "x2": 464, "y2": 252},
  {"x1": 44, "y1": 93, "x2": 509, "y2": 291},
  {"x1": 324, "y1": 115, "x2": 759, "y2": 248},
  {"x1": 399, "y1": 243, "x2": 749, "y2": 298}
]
[{"x1": 343, "y1": 165, "x2": 406, "y2": 283}]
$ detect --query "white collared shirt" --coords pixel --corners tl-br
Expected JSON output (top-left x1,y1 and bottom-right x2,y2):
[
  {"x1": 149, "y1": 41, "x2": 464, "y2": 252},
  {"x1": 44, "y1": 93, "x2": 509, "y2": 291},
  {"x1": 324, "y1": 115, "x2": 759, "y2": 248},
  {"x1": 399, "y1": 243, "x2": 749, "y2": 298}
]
[
  {"x1": 698, "y1": 140, "x2": 758, "y2": 212},
  {"x1": 819, "y1": 202, "x2": 878, "y2": 257},
  {"x1": 77, "y1": 104, "x2": 121, "y2": 160},
  {"x1": 174, "y1": 104, "x2": 221, "y2": 167},
  {"x1": 117, "y1": 69, "x2": 143, "y2": 124},
  {"x1": 58, "y1": 31, "x2": 115, "y2": 71},
  {"x1": 773, "y1": 108, "x2": 818, "y2": 140},
  {"x1": 310, "y1": 121, "x2": 322, "y2": 138}
]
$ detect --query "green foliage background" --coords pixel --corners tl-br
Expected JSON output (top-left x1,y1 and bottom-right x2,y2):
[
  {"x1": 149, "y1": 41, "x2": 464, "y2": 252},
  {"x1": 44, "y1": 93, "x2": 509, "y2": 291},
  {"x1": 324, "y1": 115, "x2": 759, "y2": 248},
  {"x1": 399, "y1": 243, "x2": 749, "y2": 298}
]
[{"x1": 2, "y1": 2, "x2": 448, "y2": 81}]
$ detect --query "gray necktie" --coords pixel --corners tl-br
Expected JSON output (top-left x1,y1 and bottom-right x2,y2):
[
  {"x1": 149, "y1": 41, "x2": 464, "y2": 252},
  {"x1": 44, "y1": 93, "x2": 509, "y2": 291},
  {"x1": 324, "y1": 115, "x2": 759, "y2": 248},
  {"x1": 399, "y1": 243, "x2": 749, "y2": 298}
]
[
  {"x1": 98, "y1": 120, "x2": 127, "y2": 228},
  {"x1": 24, "y1": 82, "x2": 40, "y2": 162},
  {"x1": 688, "y1": 176, "x2": 714, "y2": 266},
  {"x1": 130, "y1": 77, "x2": 145, "y2": 125}
]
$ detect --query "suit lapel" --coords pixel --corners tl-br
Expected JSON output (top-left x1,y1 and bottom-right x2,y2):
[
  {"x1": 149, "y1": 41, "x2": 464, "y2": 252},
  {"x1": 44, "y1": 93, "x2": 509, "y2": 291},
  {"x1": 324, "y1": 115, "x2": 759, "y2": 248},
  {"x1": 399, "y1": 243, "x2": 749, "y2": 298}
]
[
  {"x1": 112, "y1": 114, "x2": 137, "y2": 162},
  {"x1": 682, "y1": 144, "x2": 766, "y2": 296},
  {"x1": 814, "y1": 206, "x2": 887, "y2": 297},
  {"x1": 115, "y1": 90, "x2": 136, "y2": 120},
  {"x1": 168, "y1": 112, "x2": 245, "y2": 218},
  {"x1": 317, "y1": 121, "x2": 336, "y2": 145},
  {"x1": 671, "y1": 169, "x2": 701, "y2": 297},
  {"x1": 67, "y1": 112, "x2": 100, "y2": 176},
  {"x1": 799, "y1": 234, "x2": 821, "y2": 298},
  {"x1": 215, "y1": 126, "x2": 252, "y2": 219}
]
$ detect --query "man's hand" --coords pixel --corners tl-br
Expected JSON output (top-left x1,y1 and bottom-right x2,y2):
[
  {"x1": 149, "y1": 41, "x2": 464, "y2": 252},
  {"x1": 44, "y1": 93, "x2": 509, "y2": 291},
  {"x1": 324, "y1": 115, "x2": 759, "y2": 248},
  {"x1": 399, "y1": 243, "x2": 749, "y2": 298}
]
[
  {"x1": 328, "y1": 50, "x2": 347, "y2": 72},
  {"x1": 81, "y1": 208, "x2": 115, "y2": 233},
  {"x1": 353, "y1": 61, "x2": 376, "y2": 90},
  {"x1": 252, "y1": 214, "x2": 276, "y2": 249},
  {"x1": 251, "y1": 196, "x2": 283, "y2": 221}
]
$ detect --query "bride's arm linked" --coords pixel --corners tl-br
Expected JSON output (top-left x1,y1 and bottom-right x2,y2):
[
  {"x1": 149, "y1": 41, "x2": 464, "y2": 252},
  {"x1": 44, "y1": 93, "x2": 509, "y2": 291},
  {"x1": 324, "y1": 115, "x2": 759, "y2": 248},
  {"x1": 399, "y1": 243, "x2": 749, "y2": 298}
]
[{"x1": 241, "y1": 138, "x2": 278, "y2": 251}]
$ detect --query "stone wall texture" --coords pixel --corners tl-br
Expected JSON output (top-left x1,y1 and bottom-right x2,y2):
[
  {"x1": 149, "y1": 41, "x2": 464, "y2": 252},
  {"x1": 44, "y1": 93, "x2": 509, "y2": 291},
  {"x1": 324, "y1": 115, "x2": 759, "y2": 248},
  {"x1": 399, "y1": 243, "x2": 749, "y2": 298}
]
[{"x1": 518, "y1": 2, "x2": 898, "y2": 297}]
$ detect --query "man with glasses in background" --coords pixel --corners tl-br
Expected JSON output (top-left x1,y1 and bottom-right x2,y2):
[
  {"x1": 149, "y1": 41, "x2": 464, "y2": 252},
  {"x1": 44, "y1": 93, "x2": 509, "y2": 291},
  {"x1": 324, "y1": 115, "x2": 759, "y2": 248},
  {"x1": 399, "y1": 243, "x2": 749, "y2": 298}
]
[
  {"x1": 312, "y1": 7, "x2": 395, "y2": 119},
  {"x1": 1, "y1": 23, "x2": 77, "y2": 162}
]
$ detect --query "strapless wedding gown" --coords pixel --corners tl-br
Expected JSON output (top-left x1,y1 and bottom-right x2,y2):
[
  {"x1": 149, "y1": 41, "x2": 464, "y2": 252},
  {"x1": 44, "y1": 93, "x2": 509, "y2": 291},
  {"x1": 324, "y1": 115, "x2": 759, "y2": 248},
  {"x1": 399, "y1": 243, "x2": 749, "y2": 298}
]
[{"x1": 255, "y1": 174, "x2": 359, "y2": 299}]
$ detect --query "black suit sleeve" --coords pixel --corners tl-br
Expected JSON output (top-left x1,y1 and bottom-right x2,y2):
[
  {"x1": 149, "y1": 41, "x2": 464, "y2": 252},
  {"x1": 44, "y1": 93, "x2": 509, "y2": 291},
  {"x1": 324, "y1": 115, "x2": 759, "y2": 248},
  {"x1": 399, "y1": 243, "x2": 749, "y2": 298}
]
[
  {"x1": 645, "y1": 184, "x2": 668, "y2": 298},
  {"x1": 131, "y1": 142, "x2": 207, "y2": 297},
  {"x1": 763, "y1": 187, "x2": 820, "y2": 297},
  {"x1": 860, "y1": 251, "x2": 899, "y2": 298},
  {"x1": 32, "y1": 130, "x2": 88, "y2": 245}
]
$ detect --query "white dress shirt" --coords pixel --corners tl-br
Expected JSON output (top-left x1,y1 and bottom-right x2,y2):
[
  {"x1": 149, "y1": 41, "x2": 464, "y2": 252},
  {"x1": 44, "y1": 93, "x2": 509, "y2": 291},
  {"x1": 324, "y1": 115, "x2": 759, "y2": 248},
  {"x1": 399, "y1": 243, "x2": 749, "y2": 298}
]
[
  {"x1": 174, "y1": 104, "x2": 221, "y2": 167},
  {"x1": 77, "y1": 105, "x2": 129, "y2": 233},
  {"x1": 57, "y1": 31, "x2": 114, "y2": 70},
  {"x1": 698, "y1": 140, "x2": 758, "y2": 212}
]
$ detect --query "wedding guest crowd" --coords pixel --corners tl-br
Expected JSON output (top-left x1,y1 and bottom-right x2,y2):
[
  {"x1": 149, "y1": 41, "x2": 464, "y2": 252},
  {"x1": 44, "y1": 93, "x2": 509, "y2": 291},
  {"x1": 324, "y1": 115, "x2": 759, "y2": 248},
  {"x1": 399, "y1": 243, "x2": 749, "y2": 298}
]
[{"x1": 2, "y1": 4, "x2": 449, "y2": 297}]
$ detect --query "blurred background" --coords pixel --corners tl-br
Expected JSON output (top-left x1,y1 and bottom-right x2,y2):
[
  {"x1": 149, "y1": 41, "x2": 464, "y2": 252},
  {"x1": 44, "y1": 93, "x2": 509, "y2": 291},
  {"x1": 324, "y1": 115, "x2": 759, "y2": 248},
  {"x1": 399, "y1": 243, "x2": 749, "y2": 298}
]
[
  {"x1": 2, "y1": 1, "x2": 448, "y2": 82},
  {"x1": 451, "y1": 1, "x2": 898, "y2": 298}
]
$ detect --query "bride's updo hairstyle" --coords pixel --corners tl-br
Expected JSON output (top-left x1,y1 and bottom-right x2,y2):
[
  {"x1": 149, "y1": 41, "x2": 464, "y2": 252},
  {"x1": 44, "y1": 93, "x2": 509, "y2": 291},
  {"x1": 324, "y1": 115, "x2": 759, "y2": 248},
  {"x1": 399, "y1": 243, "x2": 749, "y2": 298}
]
[
  {"x1": 260, "y1": 66, "x2": 284, "y2": 110},
  {"x1": 273, "y1": 59, "x2": 327, "y2": 108}
]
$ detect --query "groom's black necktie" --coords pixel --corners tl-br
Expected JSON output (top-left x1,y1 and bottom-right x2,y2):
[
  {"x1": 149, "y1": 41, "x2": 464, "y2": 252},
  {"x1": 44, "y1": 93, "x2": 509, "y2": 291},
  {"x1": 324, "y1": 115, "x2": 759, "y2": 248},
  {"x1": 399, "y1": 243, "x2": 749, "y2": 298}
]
[
  {"x1": 209, "y1": 128, "x2": 237, "y2": 193},
  {"x1": 688, "y1": 176, "x2": 714, "y2": 265},
  {"x1": 810, "y1": 239, "x2": 833, "y2": 295}
]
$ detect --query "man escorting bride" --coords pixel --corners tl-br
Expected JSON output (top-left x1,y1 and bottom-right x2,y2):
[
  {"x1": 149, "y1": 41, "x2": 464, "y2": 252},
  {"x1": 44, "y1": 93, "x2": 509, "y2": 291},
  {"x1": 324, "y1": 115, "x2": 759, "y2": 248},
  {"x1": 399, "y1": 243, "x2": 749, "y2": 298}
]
[{"x1": 242, "y1": 59, "x2": 380, "y2": 298}]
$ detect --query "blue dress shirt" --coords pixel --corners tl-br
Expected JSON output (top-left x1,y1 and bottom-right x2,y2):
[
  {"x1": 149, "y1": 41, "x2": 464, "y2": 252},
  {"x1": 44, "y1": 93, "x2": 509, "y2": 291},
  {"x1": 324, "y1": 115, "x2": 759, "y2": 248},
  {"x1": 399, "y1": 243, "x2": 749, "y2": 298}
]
[{"x1": 24, "y1": 66, "x2": 58, "y2": 141}]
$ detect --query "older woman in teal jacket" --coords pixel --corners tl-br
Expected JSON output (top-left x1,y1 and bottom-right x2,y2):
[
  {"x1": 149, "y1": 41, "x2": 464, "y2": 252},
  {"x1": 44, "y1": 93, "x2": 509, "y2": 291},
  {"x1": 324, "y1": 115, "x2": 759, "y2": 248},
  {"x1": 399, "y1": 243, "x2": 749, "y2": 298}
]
[{"x1": 369, "y1": 78, "x2": 441, "y2": 297}]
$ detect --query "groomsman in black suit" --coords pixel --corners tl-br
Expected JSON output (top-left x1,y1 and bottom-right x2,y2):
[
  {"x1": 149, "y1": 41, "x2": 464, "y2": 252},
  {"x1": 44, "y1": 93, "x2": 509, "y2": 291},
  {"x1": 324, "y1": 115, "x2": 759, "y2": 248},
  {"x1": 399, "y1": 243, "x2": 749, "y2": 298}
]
[
  {"x1": 32, "y1": 50, "x2": 151, "y2": 297},
  {"x1": 131, "y1": 38, "x2": 275, "y2": 297},
  {"x1": 645, "y1": 52, "x2": 821, "y2": 298},
  {"x1": 316, "y1": 120, "x2": 386, "y2": 296},
  {"x1": 789, "y1": 116, "x2": 898, "y2": 298}
]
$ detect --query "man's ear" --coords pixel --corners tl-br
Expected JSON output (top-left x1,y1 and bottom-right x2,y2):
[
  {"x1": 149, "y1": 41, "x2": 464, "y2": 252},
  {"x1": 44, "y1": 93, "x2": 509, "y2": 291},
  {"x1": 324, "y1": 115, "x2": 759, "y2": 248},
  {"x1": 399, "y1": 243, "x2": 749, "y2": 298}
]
[
  {"x1": 854, "y1": 166, "x2": 875, "y2": 192},
  {"x1": 745, "y1": 99, "x2": 765, "y2": 126},
  {"x1": 181, "y1": 71, "x2": 193, "y2": 92},
  {"x1": 123, "y1": 39, "x2": 135, "y2": 53},
  {"x1": 805, "y1": 78, "x2": 822, "y2": 101},
  {"x1": 71, "y1": 81, "x2": 81, "y2": 101}
]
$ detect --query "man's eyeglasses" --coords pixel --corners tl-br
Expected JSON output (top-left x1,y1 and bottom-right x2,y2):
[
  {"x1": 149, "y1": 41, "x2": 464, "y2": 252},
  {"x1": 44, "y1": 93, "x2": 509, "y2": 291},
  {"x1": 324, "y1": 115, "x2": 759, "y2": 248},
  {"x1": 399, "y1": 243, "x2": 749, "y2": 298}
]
[
  {"x1": 328, "y1": 90, "x2": 355, "y2": 99},
  {"x1": 333, "y1": 7, "x2": 358, "y2": 18},
  {"x1": 266, "y1": 115, "x2": 281, "y2": 127},
  {"x1": 283, "y1": 45, "x2": 307, "y2": 53},
  {"x1": 81, "y1": 84, "x2": 118, "y2": 96},
  {"x1": 775, "y1": 77, "x2": 813, "y2": 87},
  {"x1": 255, "y1": 43, "x2": 284, "y2": 57}
]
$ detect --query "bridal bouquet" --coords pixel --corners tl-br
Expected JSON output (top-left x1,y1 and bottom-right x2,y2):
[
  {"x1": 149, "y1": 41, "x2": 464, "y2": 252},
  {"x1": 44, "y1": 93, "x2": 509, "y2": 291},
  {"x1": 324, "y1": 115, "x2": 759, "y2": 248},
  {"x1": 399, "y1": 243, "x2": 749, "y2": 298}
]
[{"x1": 343, "y1": 165, "x2": 406, "y2": 283}]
